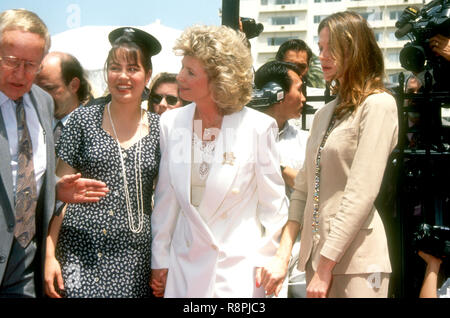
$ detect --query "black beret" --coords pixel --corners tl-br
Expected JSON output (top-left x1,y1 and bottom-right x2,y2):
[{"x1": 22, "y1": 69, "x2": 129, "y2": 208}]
[{"x1": 108, "y1": 27, "x2": 162, "y2": 56}]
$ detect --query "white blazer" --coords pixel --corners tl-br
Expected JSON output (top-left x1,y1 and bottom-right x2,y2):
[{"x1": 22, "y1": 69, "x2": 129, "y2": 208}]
[{"x1": 151, "y1": 103, "x2": 288, "y2": 298}]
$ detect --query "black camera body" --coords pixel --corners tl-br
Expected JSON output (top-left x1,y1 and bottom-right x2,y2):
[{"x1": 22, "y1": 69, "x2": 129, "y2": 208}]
[
  {"x1": 396, "y1": 0, "x2": 450, "y2": 88},
  {"x1": 241, "y1": 17, "x2": 264, "y2": 39},
  {"x1": 247, "y1": 82, "x2": 285, "y2": 109},
  {"x1": 413, "y1": 223, "x2": 450, "y2": 261}
]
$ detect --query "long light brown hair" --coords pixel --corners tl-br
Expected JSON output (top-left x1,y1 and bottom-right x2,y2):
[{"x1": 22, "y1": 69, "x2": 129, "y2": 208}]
[{"x1": 318, "y1": 11, "x2": 388, "y2": 118}]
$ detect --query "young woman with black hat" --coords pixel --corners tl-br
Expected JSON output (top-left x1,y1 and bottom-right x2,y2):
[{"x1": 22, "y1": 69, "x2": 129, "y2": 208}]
[{"x1": 44, "y1": 27, "x2": 161, "y2": 298}]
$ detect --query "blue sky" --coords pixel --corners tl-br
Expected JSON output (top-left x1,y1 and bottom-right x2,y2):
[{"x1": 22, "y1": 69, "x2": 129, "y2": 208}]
[{"x1": 0, "y1": 0, "x2": 223, "y2": 35}]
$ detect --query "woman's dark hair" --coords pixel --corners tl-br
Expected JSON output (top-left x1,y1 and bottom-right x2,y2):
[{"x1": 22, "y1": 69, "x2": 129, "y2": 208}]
[
  {"x1": 148, "y1": 72, "x2": 189, "y2": 112},
  {"x1": 149, "y1": 72, "x2": 177, "y2": 96}
]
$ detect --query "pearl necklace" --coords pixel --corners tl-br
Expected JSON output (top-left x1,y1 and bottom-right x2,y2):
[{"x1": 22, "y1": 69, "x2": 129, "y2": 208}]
[{"x1": 107, "y1": 102, "x2": 144, "y2": 233}]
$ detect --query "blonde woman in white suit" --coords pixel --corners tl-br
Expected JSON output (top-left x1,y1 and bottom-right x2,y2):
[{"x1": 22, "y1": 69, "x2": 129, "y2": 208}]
[
  {"x1": 150, "y1": 25, "x2": 288, "y2": 298},
  {"x1": 258, "y1": 12, "x2": 398, "y2": 298}
]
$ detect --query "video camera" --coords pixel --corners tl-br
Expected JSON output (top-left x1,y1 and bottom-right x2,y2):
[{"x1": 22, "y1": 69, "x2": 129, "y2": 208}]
[
  {"x1": 395, "y1": 0, "x2": 450, "y2": 88},
  {"x1": 413, "y1": 223, "x2": 450, "y2": 260},
  {"x1": 413, "y1": 223, "x2": 450, "y2": 276},
  {"x1": 241, "y1": 17, "x2": 264, "y2": 39},
  {"x1": 246, "y1": 82, "x2": 285, "y2": 109}
]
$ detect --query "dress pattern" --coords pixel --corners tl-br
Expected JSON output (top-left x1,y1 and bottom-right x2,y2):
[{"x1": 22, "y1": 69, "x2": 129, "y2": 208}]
[{"x1": 55, "y1": 104, "x2": 160, "y2": 298}]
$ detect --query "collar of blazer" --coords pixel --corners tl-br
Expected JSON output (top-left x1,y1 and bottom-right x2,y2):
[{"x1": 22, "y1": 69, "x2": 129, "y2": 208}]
[
  {"x1": 313, "y1": 98, "x2": 339, "y2": 148},
  {"x1": 197, "y1": 108, "x2": 245, "y2": 224},
  {"x1": 167, "y1": 103, "x2": 245, "y2": 228}
]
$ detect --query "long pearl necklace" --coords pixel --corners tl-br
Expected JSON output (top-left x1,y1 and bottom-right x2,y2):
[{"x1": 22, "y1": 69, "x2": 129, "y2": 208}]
[{"x1": 107, "y1": 102, "x2": 144, "y2": 233}]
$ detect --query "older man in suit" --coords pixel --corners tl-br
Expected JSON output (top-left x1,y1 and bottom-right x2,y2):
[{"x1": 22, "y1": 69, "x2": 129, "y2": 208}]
[{"x1": 0, "y1": 9, "x2": 107, "y2": 298}]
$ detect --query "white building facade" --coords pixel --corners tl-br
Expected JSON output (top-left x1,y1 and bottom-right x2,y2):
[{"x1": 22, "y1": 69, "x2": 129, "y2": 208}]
[{"x1": 240, "y1": 0, "x2": 425, "y2": 84}]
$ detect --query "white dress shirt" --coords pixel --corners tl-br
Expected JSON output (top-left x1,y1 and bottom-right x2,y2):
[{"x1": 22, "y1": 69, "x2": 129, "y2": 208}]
[
  {"x1": 53, "y1": 108, "x2": 76, "y2": 130},
  {"x1": 0, "y1": 91, "x2": 47, "y2": 197},
  {"x1": 277, "y1": 119, "x2": 309, "y2": 196},
  {"x1": 274, "y1": 119, "x2": 309, "y2": 298}
]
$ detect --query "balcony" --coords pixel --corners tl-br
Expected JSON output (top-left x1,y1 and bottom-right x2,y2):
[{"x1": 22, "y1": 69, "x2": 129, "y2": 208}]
[
  {"x1": 259, "y1": 3, "x2": 308, "y2": 13},
  {"x1": 347, "y1": 0, "x2": 424, "y2": 9},
  {"x1": 262, "y1": 22, "x2": 308, "y2": 33}
]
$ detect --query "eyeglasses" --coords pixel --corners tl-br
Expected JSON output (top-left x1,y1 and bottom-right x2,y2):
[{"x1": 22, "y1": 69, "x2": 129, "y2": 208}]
[
  {"x1": 0, "y1": 56, "x2": 42, "y2": 75},
  {"x1": 150, "y1": 94, "x2": 179, "y2": 106}
]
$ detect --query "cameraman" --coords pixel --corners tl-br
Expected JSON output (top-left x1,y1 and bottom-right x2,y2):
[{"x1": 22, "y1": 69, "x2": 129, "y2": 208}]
[
  {"x1": 252, "y1": 60, "x2": 307, "y2": 194},
  {"x1": 430, "y1": 34, "x2": 450, "y2": 61},
  {"x1": 418, "y1": 250, "x2": 449, "y2": 298}
]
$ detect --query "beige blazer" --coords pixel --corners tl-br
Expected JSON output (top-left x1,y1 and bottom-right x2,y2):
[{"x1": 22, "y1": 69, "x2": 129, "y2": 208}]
[
  {"x1": 289, "y1": 92, "x2": 398, "y2": 275},
  {"x1": 151, "y1": 103, "x2": 288, "y2": 297}
]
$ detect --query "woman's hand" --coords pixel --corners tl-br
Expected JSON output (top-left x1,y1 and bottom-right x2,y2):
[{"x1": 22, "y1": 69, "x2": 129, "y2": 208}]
[
  {"x1": 306, "y1": 256, "x2": 336, "y2": 298},
  {"x1": 150, "y1": 268, "x2": 168, "y2": 297},
  {"x1": 44, "y1": 255, "x2": 64, "y2": 298},
  {"x1": 255, "y1": 256, "x2": 289, "y2": 297},
  {"x1": 56, "y1": 173, "x2": 109, "y2": 203}
]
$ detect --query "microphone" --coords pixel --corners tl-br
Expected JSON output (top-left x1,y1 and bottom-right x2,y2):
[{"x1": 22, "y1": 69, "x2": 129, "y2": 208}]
[{"x1": 395, "y1": 23, "x2": 413, "y2": 39}]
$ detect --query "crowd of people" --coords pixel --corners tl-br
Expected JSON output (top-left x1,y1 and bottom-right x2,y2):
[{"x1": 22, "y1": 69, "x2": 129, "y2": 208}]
[{"x1": 0, "y1": 7, "x2": 449, "y2": 299}]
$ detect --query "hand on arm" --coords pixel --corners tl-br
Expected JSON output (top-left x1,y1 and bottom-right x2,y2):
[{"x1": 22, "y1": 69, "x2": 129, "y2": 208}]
[{"x1": 306, "y1": 255, "x2": 336, "y2": 298}]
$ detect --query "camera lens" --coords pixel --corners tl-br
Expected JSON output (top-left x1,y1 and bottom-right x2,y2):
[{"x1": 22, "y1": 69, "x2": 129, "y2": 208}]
[{"x1": 400, "y1": 44, "x2": 426, "y2": 73}]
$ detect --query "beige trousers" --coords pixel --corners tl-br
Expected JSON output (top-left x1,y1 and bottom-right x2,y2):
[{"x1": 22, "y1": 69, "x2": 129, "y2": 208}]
[{"x1": 306, "y1": 261, "x2": 390, "y2": 298}]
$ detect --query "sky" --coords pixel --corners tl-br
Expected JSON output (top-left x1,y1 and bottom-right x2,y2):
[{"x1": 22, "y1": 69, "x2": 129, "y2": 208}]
[{"x1": 0, "y1": 0, "x2": 223, "y2": 35}]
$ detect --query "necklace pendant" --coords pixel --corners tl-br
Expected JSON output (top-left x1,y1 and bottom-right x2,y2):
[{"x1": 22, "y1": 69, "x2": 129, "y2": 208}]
[{"x1": 199, "y1": 161, "x2": 209, "y2": 180}]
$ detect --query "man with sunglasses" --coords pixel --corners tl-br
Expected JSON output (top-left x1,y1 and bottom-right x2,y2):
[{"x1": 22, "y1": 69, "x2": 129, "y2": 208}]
[{"x1": 148, "y1": 72, "x2": 186, "y2": 115}]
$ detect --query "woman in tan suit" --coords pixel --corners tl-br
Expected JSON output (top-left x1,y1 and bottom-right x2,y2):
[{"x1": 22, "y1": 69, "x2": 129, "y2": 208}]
[{"x1": 258, "y1": 11, "x2": 398, "y2": 297}]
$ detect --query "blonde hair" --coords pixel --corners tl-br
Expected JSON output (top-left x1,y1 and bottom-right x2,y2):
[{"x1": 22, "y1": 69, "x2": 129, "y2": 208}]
[
  {"x1": 0, "y1": 9, "x2": 51, "y2": 54},
  {"x1": 318, "y1": 11, "x2": 387, "y2": 118},
  {"x1": 174, "y1": 25, "x2": 253, "y2": 114}
]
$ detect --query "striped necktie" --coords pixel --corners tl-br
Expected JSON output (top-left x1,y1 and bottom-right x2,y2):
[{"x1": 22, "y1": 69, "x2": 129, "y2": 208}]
[{"x1": 14, "y1": 97, "x2": 38, "y2": 248}]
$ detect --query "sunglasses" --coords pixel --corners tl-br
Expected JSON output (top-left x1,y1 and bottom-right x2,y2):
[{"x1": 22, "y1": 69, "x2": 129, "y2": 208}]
[{"x1": 150, "y1": 94, "x2": 179, "y2": 106}]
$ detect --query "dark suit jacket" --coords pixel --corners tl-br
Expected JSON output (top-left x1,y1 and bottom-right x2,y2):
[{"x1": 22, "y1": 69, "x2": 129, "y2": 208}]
[{"x1": 0, "y1": 85, "x2": 55, "y2": 296}]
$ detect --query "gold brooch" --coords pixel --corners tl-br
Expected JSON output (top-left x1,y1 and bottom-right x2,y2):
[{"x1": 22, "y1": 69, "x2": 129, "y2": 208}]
[{"x1": 222, "y1": 152, "x2": 236, "y2": 166}]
